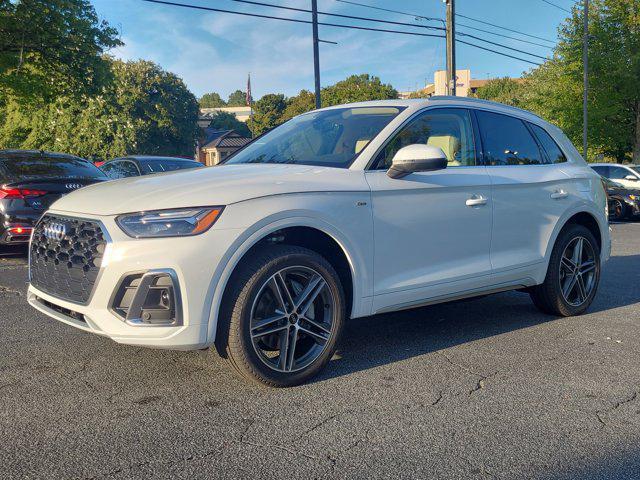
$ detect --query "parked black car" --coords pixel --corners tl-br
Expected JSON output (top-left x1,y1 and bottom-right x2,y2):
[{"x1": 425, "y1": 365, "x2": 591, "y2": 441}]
[
  {"x1": 0, "y1": 150, "x2": 107, "y2": 245},
  {"x1": 100, "y1": 156, "x2": 203, "y2": 179},
  {"x1": 602, "y1": 176, "x2": 640, "y2": 221}
]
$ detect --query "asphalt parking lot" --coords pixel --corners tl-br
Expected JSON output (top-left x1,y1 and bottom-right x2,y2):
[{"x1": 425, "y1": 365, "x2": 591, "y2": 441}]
[{"x1": 1, "y1": 223, "x2": 639, "y2": 480}]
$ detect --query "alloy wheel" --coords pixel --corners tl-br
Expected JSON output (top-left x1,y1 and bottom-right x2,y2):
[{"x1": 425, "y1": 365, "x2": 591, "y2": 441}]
[
  {"x1": 558, "y1": 236, "x2": 598, "y2": 307},
  {"x1": 249, "y1": 266, "x2": 336, "y2": 373}
]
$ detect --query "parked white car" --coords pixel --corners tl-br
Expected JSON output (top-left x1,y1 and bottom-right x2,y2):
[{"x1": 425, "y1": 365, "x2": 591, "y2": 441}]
[
  {"x1": 590, "y1": 162, "x2": 640, "y2": 189},
  {"x1": 28, "y1": 97, "x2": 610, "y2": 386}
]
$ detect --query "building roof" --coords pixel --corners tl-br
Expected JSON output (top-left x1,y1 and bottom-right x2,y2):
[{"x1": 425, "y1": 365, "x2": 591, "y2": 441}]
[{"x1": 201, "y1": 130, "x2": 251, "y2": 149}]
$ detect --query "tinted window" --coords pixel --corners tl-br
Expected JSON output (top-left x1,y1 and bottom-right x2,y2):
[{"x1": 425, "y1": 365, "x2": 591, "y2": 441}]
[
  {"x1": 476, "y1": 111, "x2": 543, "y2": 166},
  {"x1": 373, "y1": 108, "x2": 476, "y2": 170},
  {"x1": 609, "y1": 166, "x2": 636, "y2": 180},
  {"x1": 101, "y1": 160, "x2": 139, "y2": 179},
  {"x1": 0, "y1": 155, "x2": 106, "y2": 180},
  {"x1": 141, "y1": 160, "x2": 203, "y2": 174},
  {"x1": 591, "y1": 165, "x2": 609, "y2": 177},
  {"x1": 530, "y1": 124, "x2": 566, "y2": 163},
  {"x1": 226, "y1": 107, "x2": 404, "y2": 168}
]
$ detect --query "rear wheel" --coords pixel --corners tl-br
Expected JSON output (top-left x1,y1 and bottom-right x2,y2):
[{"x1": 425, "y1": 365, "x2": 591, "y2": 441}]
[
  {"x1": 217, "y1": 245, "x2": 345, "y2": 387},
  {"x1": 530, "y1": 224, "x2": 600, "y2": 316}
]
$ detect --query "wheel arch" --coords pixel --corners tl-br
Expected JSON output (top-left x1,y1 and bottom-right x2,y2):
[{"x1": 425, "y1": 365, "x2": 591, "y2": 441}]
[{"x1": 204, "y1": 217, "x2": 364, "y2": 345}]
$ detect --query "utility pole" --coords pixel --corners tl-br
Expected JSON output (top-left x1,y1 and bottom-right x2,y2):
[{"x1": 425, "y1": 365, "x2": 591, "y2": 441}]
[
  {"x1": 445, "y1": 0, "x2": 456, "y2": 96},
  {"x1": 311, "y1": 0, "x2": 321, "y2": 109},
  {"x1": 582, "y1": 0, "x2": 589, "y2": 160}
]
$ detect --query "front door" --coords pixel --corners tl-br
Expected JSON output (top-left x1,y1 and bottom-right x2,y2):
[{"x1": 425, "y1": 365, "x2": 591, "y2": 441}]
[{"x1": 366, "y1": 108, "x2": 493, "y2": 314}]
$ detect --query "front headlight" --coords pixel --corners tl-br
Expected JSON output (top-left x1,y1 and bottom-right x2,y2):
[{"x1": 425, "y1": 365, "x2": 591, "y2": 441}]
[{"x1": 116, "y1": 207, "x2": 224, "y2": 238}]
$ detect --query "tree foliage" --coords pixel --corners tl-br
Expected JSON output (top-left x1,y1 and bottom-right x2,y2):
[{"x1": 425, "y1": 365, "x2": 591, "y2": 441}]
[
  {"x1": 207, "y1": 110, "x2": 251, "y2": 137},
  {"x1": 227, "y1": 89, "x2": 247, "y2": 106},
  {"x1": 0, "y1": 0, "x2": 122, "y2": 102},
  {"x1": 473, "y1": 77, "x2": 525, "y2": 107},
  {"x1": 0, "y1": 59, "x2": 199, "y2": 159},
  {"x1": 321, "y1": 74, "x2": 397, "y2": 106},
  {"x1": 247, "y1": 93, "x2": 287, "y2": 136},
  {"x1": 199, "y1": 92, "x2": 226, "y2": 108}
]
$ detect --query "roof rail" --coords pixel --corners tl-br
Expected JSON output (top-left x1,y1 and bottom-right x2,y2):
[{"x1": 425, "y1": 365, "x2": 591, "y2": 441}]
[{"x1": 428, "y1": 96, "x2": 545, "y2": 122}]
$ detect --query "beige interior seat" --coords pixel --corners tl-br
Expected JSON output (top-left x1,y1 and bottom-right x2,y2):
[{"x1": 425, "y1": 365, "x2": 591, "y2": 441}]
[
  {"x1": 427, "y1": 135, "x2": 461, "y2": 166},
  {"x1": 354, "y1": 139, "x2": 370, "y2": 154}
]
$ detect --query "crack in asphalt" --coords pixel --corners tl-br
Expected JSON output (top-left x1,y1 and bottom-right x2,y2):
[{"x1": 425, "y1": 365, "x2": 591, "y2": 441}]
[
  {"x1": 0, "y1": 285, "x2": 22, "y2": 296},
  {"x1": 434, "y1": 350, "x2": 498, "y2": 396},
  {"x1": 594, "y1": 391, "x2": 639, "y2": 427}
]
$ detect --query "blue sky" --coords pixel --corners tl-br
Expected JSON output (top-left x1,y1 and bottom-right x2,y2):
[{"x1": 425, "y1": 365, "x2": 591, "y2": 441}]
[{"x1": 92, "y1": 0, "x2": 575, "y2": 99}]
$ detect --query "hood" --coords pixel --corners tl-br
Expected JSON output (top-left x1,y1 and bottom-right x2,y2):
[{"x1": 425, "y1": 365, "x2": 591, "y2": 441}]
[{"x1": 50, "y1": 163, "x2": 367, "y2": 216}]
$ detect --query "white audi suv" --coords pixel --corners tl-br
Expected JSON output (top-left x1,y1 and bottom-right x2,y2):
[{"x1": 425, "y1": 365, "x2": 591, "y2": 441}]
[{"x1": 28, "y1": 97, "x2": 611, "y2": 386}]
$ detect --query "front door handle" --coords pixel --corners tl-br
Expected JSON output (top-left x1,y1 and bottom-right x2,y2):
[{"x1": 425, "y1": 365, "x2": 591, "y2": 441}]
[
  {"x1": 466, "y1": 195, "x2": 488, "y2": 207},
  {"x1": 550, "y1": 190, "x2": 568, "y2": 199}
]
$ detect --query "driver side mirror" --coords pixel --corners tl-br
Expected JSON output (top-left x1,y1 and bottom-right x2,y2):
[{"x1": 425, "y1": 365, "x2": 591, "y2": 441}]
[
  {"x1": 387, "y1": 144, "x2": 448, "y2": 179},
  {"x1": 624, "y1": 175, "x2": 638, "y2": 181}
]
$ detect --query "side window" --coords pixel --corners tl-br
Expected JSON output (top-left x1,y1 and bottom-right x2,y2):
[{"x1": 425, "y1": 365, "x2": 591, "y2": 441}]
[
  {"x1": 609, "y1": 166, "x2": 636, "y2": 180},
  {"x1": 591, "y1": 165, "x2": 609, "y2": 177},
  {"x1": 529, "y1": 124, "x2": 567, "y2": 164},
  {"x1": 101, "y1": 161, "x2": 139, "y2": 179},
  {"x1": 373, "y1": 108, "x2": 476, "y2": 170},
  {"x1": 476, "y1": 110, "x2": 543, "y2": 166}
]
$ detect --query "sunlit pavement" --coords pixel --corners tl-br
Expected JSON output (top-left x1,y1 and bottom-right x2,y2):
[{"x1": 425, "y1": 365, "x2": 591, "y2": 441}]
[{"x1": 1, "y1": 223, "x2": 639, "y2": 479}]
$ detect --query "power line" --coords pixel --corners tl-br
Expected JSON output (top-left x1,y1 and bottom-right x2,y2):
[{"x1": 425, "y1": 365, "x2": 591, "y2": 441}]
[
  {"x1": 215, "y1": 0, "x2": 547, "y2": 59},
  {"x1": 456, "y1": 39, "x2": 541, "y2": 66},
  {"x1": 456, "y1": 13, "x2": 556, "y2": 43},
  {"x1": 334, "y1": 0, "x2": 444, "y2": 24},
  {"x1": 332, "y1": 0, "x2": 557, "y2": 44},
  {"x1": 140, "y1": 0, "x2": 542, "y2": 66},
  {"x1": 456, "y1": 22, "x2": 553, "y2": 49},
  {"x1": 539, "y1": 0, "x2": 572, "y2": 13},
  {"x1": 140, "y1": 0, "x2": 444, "y2": 38}
]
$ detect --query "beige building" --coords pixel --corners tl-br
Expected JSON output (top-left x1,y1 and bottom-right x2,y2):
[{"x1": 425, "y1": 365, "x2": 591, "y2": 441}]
[
  {"x1": 399, "y1": 69, "x2": 493, "y2": 99},
  {"x1": 198, "y1": 106, "x2": 252, "y2": 128}
]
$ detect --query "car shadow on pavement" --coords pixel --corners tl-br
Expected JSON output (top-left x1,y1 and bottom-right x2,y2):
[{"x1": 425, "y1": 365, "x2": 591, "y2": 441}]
[{"x1": 315, "y1": 254, "x2": 640, "y2": 383}]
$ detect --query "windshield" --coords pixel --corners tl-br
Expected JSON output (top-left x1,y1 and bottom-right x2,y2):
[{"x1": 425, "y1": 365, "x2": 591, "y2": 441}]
[
  {"x1": 141, "y1": 160, "x2": 203, "y2": 174},
  {"x1": 226, "y1": 106, "x2": 404, "y2": 168},
  {"x1": 0, "y1": 155, "x2": 106, "y2": 180}
]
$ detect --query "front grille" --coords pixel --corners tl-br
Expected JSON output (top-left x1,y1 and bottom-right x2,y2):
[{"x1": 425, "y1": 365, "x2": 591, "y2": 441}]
[{"x1": 30, "y1": 214, "x2": 108, "y2": 304}]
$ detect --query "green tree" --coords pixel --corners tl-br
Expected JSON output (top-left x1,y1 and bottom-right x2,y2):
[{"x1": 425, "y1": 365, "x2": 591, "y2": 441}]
[
  {"x1": 473, "y1": 77, "x2": 525, "y2": 107},
  {"x1": 513, "y1": 0, "x2": 640, "y2": 162},
  {"x1": 0, "y1": 0, "x2": 121, "y2": 102},
  {"x1": 199, "y1": 92, "x2": 226, "y2": 108},
  {"x1": 0, "y1": 59, "x2": 200, "y2": 158},
  {"x1": 206, "y1": 110, "x2": 251, "y2": 137},
  {"x1": 321, "y1": 74, "x2": 397, "y2": 106},
  {"x1": 227, "y1": 89, "x2": 248, "y2": 106},
  {"x1": 247, "y1": 93, "x2": 287, "y2": 136},
  {"x1": 281, "y1": 89, "x2": 315, "y2": 121}
]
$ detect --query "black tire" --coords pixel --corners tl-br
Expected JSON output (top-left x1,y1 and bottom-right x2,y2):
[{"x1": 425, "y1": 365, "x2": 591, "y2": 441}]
[
  {"x1": 216, "y1": 245, "x2": 346, "y2": 387},
  {"x1": 530, "y1": 224, "x2": 601, "y2": 316},
  {"x1": 609, "y1": 199, "x2": 627, "y2": 221}
]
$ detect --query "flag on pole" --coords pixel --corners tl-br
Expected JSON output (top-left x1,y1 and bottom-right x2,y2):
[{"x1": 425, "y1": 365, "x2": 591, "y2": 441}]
[{"x1": 246, "y1": 74, "x2": 252, "y2": 107}]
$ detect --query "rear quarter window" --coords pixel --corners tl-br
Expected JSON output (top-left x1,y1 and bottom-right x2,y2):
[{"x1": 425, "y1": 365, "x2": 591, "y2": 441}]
[{"x1": 529, "y1": 124, "x2": 567, "y2": 164}]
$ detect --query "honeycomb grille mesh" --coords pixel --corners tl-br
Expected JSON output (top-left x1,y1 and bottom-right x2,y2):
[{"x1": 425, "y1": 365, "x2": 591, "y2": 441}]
[{"x1": 30, "y1": 215, "x2": 107, "y2": 304}]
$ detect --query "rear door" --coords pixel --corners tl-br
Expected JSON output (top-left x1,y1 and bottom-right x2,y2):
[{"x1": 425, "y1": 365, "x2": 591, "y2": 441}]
[{"x1": 475, "y1": 109, "x2": 573, "y2": 281}]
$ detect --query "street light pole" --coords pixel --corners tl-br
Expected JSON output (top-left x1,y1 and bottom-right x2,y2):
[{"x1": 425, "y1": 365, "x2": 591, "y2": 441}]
[
  {"x1": 582, "y1": 0, "x2": 589, "y2": 160},
  {"x1": 311, "y1": 0, "x2": 321, "y2": 109},
  {"x1": 446, "y1": 0, "x2": 456, "y2": 96}
]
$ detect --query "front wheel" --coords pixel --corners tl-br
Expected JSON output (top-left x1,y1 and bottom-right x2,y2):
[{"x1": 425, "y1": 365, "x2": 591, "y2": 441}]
[
  {"x1": 216, "y1": 245, "x2": 345, "y2": 387},
  {"x1": 530, "y1": 224, "x2": 601, "y2": 316},
  {"x1": 609, "y1": 199, "x2": 627, "y2": 221}
]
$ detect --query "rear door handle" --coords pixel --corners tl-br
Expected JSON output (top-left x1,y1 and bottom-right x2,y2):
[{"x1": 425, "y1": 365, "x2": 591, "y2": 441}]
[
  {"x1": 550, "y1": 190, "x2": 568, "y2": 199},
  {"x1": 466, "y1": 195, "x2": 488, "y2": 207}
]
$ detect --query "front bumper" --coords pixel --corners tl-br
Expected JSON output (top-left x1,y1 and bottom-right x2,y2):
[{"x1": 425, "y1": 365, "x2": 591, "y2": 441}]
[{"x1": 27, "y1": 211, "x2": 243, "y2": 350}]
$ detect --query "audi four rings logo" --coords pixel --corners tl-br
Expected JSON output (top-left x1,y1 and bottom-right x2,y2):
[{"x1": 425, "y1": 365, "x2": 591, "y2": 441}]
[
  {"x1": 65, "y1": 183, "x2": 82, "y2": 190},
  {"x1": 43, "y1": 223, "x2": 67, "y2": 241}
]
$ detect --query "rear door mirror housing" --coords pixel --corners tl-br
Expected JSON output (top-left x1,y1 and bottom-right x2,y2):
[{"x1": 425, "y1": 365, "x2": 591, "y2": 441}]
[{"x1": 387, "y1": 144, "x2": 448, "y2": 179}]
